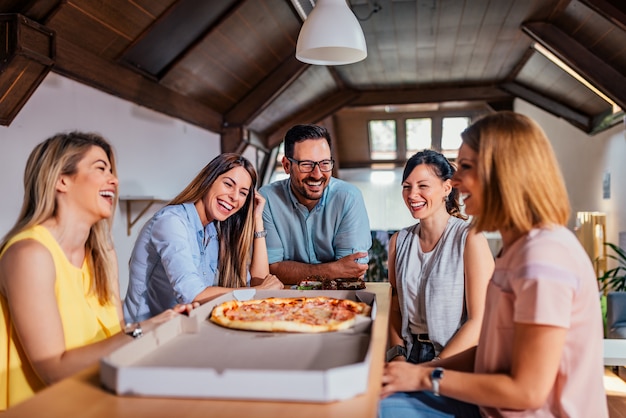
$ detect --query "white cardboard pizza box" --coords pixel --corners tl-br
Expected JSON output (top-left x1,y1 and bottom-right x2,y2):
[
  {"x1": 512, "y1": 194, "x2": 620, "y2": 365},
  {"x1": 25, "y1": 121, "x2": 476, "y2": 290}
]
[{"x1": 100, "y1": 289, "x2": 377, "y2": 402}]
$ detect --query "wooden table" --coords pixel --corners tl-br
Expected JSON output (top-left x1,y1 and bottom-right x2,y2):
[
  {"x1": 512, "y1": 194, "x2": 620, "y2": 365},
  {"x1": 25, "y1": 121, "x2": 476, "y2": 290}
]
[{"x1": 2, "y1": 283, "x2": 391, "y2": 418}]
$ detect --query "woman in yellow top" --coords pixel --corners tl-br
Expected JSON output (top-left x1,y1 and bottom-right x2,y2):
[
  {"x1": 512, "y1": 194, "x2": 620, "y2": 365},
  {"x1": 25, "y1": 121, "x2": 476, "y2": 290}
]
[{"x1": 0, "y1": 132, "x2": 194, "y2": 410}]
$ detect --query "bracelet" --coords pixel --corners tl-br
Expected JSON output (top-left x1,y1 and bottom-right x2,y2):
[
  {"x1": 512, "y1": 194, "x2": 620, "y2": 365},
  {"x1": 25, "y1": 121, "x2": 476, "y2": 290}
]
[{"x1": 254, "y1": 230, "x2": 267, "y2": 239}]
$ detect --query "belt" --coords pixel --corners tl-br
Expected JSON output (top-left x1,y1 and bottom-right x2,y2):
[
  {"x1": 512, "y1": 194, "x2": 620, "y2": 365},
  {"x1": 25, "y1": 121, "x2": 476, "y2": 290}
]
[{"x1": 413, "y1": 333, "x2": 431, "y2": 343}]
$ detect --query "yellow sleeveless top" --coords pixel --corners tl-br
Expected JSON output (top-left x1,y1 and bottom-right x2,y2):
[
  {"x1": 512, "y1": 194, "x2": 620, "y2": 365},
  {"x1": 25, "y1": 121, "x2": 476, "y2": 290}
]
[{"x1": 0, "y1": 225, "x2": 121, "y2": 410}]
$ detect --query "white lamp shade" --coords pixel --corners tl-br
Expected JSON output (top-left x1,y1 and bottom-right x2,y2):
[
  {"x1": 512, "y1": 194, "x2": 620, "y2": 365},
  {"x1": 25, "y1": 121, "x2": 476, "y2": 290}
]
[{"x1": 296, "y1": 0, "x2": 367, "y2": 66}]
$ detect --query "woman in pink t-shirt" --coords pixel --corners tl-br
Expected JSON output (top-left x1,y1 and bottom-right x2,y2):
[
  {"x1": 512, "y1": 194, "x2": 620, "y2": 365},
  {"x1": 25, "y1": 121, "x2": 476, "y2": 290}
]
[{"x1": 380, "y1": 111, "x2": 608, "y2": 417}]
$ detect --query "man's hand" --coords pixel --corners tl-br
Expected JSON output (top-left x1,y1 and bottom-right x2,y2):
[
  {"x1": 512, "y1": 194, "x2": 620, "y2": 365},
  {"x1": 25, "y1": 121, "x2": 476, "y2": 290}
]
[{"x1": 334, "y1": 252, "x2": 369, "y2": 278}]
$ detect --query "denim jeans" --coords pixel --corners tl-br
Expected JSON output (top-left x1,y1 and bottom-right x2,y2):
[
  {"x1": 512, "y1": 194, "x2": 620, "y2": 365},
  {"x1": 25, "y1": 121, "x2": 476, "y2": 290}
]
[
  {"x1": 407, "y1": 340, "x2": 436, "y2": 364},
  {"x1": 379, "y1": 391, "x2": 481, "y2": 418}
]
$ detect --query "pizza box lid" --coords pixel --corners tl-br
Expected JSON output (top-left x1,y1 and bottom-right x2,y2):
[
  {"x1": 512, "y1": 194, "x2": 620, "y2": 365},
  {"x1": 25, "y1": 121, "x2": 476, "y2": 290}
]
[{"x1": 100, "y1": 289, "x2": 377, "y2": 402}]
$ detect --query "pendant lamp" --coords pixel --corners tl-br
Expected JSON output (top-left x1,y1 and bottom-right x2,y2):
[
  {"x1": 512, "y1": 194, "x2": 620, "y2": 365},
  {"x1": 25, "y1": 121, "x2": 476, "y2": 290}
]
[{"x1": 295, "y1": 0, "x2": 367, "y2": 66}]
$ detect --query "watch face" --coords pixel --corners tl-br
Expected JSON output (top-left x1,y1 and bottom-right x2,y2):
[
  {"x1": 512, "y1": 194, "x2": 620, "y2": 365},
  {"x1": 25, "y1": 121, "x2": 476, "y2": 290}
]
[{"x1": 432, "y1": 367, "x2": 444, "y2": 379}]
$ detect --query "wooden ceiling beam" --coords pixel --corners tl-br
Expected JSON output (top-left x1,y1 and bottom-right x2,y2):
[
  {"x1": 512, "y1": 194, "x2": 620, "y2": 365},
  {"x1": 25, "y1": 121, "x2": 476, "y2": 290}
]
[
  {"x1": 0, "y1": 0, "x2": 62, "y2": 21},
  {"x1": 351, "y1": 85, "x2": 512, "y2": 107},
  {"x1": 224, "y1": 55, "x2": 309, "y2": 127},
  {"x1": 52, "y1": 36, "x2": 223, "y2": 133},
  {"x1": 0, "y1": 14, "x2": 54, "y2": 126},
  {"x1": 522, "y1": 21, "x2": 626, "y2": 112},
  {"x1": 579, "y1": 0, "x2": 626, "y2": 32},
  {"x1": 266, "y1": 89, "x2": 360, "y2": 149},
  {"x1": 500, "y1": 81, "x2": 592, "y2": 131}
]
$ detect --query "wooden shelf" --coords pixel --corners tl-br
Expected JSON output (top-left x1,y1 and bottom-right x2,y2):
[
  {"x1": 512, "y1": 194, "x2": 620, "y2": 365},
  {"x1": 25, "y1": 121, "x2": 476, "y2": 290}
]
[{"x1": 119, "y1": 196, "x2": 169, "y2": 235}]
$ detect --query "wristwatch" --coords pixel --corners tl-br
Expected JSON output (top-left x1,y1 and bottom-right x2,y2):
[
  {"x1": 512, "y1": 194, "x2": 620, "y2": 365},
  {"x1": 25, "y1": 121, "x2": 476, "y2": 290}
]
[
  {"x1": 385, "y1": 345, "x2": 407, "y2": 362},
  {"x1": 430, "y1": 367, "x2": 444, "y2": 396},
  {"x1": 254, "y1": 230, "x2": 267, "y2": 239},
  {"x1": 124, "y1": 322, "x2": 143, "y2": 339}
]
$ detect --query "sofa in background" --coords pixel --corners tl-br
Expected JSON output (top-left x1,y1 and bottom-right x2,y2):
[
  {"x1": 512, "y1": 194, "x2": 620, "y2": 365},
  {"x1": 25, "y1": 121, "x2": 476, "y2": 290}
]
[{"x1": 607, "y1": 292, "x2": 626, "y2": 339}]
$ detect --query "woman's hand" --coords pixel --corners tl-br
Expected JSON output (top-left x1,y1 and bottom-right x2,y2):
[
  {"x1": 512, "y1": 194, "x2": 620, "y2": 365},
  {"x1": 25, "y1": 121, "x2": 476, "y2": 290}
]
[
  {"x1": 380, "y1": 362, "x2": 428, "y2": 398},
  {"x1": 253, "y1": 191, "x2": 266, "y2": 221},
  {"x1": 253, "y1": 274, "x2": 284, "y2": 289},
  {"x1": 173, "y1": 302, "x2": 200, "y2": 316},
  {"x1": 140, "y1": 302, "x2": 200, "y2": 333}
]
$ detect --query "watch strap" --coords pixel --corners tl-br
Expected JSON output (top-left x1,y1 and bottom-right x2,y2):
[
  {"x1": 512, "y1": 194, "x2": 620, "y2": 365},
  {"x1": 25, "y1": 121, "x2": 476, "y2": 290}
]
[{"x1": 431, "y1": 367, "x2": 444, "y2": 396}]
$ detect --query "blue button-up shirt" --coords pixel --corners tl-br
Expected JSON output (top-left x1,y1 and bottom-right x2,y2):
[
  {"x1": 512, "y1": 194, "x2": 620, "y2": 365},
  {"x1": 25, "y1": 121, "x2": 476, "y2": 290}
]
[
  {"x1": 259, "y1": 177, "x2": 372, "y2": 265},
  {"x1": 123, "y1": 202, "x2": 248, "y2": 322}
]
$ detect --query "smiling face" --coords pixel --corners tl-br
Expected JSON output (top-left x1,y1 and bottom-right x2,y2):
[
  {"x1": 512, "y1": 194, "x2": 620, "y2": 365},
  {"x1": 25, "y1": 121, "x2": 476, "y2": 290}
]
[
  {"x1": 196, "y1": 166, "x2": 252, "y2": 225},
  {"x1": 451, "y1": 143, "x2": 481, "y2": 216},
  {"x1": 59, "y1": 145, "x2": 118, "y2": 222},
  {"x1": 401, "y1": 163, "x2": 451, "y2": 220},
  {"x1": 283, "y1": 138, "x2": 332, "y2": 210}
]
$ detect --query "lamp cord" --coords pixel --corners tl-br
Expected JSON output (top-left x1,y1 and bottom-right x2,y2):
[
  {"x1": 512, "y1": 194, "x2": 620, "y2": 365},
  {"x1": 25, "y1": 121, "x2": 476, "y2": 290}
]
[{"x1": 350, "y1": 1, "x2": 382, "y2": 21}]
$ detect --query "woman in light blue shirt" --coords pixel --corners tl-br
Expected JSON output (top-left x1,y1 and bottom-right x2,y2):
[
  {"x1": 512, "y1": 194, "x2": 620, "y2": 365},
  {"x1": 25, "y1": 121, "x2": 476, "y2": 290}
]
[{"x1": 124, "y1": 153, "x2": 283, "y2": 322}]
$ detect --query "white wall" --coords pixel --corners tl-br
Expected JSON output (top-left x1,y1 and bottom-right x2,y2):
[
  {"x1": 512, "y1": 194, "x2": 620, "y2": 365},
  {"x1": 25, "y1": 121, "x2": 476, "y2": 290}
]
[
  {"x1": 340, "y1": 167, "x2": 414, "y2": 231},
  {"x1": 515, "y1": 100, "x2": 626, "y2": 247},
  {"x1": 0, "y1": 73, "x2": 221, "y2": 297}
]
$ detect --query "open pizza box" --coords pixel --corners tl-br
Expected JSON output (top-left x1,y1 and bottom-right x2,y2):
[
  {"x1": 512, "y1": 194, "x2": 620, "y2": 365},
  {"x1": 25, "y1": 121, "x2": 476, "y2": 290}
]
[{"x1": 100, "y1": 289, "x2": 377, "y2": 402}]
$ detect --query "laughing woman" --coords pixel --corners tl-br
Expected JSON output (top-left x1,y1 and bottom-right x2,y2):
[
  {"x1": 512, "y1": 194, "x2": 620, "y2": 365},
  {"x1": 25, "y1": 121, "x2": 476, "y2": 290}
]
[
  {"x1": 123, "y1": 153, "x2": 283, "y2": 323},
  {"x1": 386, "y1": 150, "x2": 494, "y2": 365},
  {"x1": 380, "y1": 112, "x2": 608, "y2": 417},
  {"x1": 0, "y1": 132, "x2": 191, "y2": 410}
]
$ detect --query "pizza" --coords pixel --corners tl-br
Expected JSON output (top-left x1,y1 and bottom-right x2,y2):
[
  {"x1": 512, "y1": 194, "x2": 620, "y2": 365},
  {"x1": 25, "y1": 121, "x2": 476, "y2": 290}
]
[
  {"x1": 209, "y1": 296, "x2": 371, "y2": 333},
  {"x1": 296, "y1": 275, "x2": 366, "y2": 290}
]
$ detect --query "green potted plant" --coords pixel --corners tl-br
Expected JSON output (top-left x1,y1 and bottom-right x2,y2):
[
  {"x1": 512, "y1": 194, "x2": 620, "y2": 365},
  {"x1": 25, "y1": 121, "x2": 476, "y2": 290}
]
[
  {"x1": 599, "y1": 242, "x2": 626, "y2": 339},
  {"x1": 598, "y1": 242, "x2": 626, "y2": 292}
]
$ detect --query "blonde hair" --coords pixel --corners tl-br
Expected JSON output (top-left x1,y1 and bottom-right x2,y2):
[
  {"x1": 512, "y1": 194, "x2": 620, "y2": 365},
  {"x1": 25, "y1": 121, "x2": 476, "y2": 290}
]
[
  {"x1": 460, "y1": 111, "x2": 570, "y2": 233},
  {"x1": 169, "y1": 153, "x2": 257, "y2": 288},
  {"x1": 0, "y1": 132, "x2": 118, "y2": 305}
]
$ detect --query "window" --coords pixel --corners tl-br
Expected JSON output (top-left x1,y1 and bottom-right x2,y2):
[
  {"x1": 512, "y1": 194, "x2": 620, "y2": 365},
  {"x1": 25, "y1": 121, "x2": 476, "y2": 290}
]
[
  {"x1": 268, "y1": 142, "x2": 288, "y2": 183},
  {"x1": 366, "y1": 113, "x2": 473, "y2": 162},
  {"x1": 368, "y1": 120, "x2": 397, "y2": 160},
  {"x1": 441, "y1": 117, "x2": 469, "y2": 159},
  {"x1": 405, "y1": 118, "x2": 432, "y2": 158}
]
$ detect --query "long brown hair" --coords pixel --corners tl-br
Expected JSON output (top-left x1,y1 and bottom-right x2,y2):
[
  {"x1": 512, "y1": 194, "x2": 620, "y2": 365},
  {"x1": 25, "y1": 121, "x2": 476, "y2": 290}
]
[
  {"x1": 169, "y1": 153, "x2": 257, "y2": 288},
  {"x1": 460, "y1": 111, "x2": 570, "y2": 233},
  {"x1": 0, "y1": 132, "x2": 118, "y2": 304}
]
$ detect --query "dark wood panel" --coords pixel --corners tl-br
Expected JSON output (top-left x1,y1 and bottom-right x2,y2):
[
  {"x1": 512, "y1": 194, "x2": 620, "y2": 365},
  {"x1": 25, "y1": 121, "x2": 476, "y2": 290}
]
[
  {"x1": 131, "y1": 0, "x2": 177, "y2": 20},
  {"x1": 52, "y1": 36, "x2": 223, "y2": 133},
  {"x1": 225, "y1": 55, "x2": 308, "y2": 126},
  {"x1": 70, "y1": 0, "x2": 154, "y2": 39},
  {"x1": 352, "y1": 85, "x2": 511, "y2": 107},
  {"x1": 581, "y1": 0, "x2": 626, "y2": 32},
  {"x1": 46, "y1": 4, "x2": 133, "y2": 58}
]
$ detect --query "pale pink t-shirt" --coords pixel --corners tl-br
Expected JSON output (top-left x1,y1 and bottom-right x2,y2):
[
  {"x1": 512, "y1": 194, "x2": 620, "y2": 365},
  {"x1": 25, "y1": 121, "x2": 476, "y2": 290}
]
[{"x1": 474, "y1": 226, "x2": 608, "y2": 418}]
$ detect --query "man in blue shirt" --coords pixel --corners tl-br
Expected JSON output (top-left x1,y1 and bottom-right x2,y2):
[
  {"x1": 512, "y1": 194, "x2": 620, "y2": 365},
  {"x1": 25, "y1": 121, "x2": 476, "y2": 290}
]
[{"x1": 259, "y1": 124, "x2": 372, "y2": 285}]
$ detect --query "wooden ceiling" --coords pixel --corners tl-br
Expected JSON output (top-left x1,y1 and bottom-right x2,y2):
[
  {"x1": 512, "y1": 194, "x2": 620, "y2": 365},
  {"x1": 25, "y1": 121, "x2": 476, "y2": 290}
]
[{"x1": 2, "y1": 0, "x2": 625, "y2": 159}]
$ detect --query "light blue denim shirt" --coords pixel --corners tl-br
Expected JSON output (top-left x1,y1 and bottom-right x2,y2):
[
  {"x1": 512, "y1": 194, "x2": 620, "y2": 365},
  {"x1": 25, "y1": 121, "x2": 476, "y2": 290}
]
[
  {"x1": 259, "y1": 177, "x2": 372, "y2": 265},
  {"x1": 123, "y1": 202, "x2": 249, "y2": 322}
]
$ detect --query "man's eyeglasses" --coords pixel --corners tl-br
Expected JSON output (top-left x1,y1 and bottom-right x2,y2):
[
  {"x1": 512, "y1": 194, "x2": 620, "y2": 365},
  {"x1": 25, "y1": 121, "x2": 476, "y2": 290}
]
[{"x1": 287, "y1": 157, "x2": 334, "y2": 173}]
